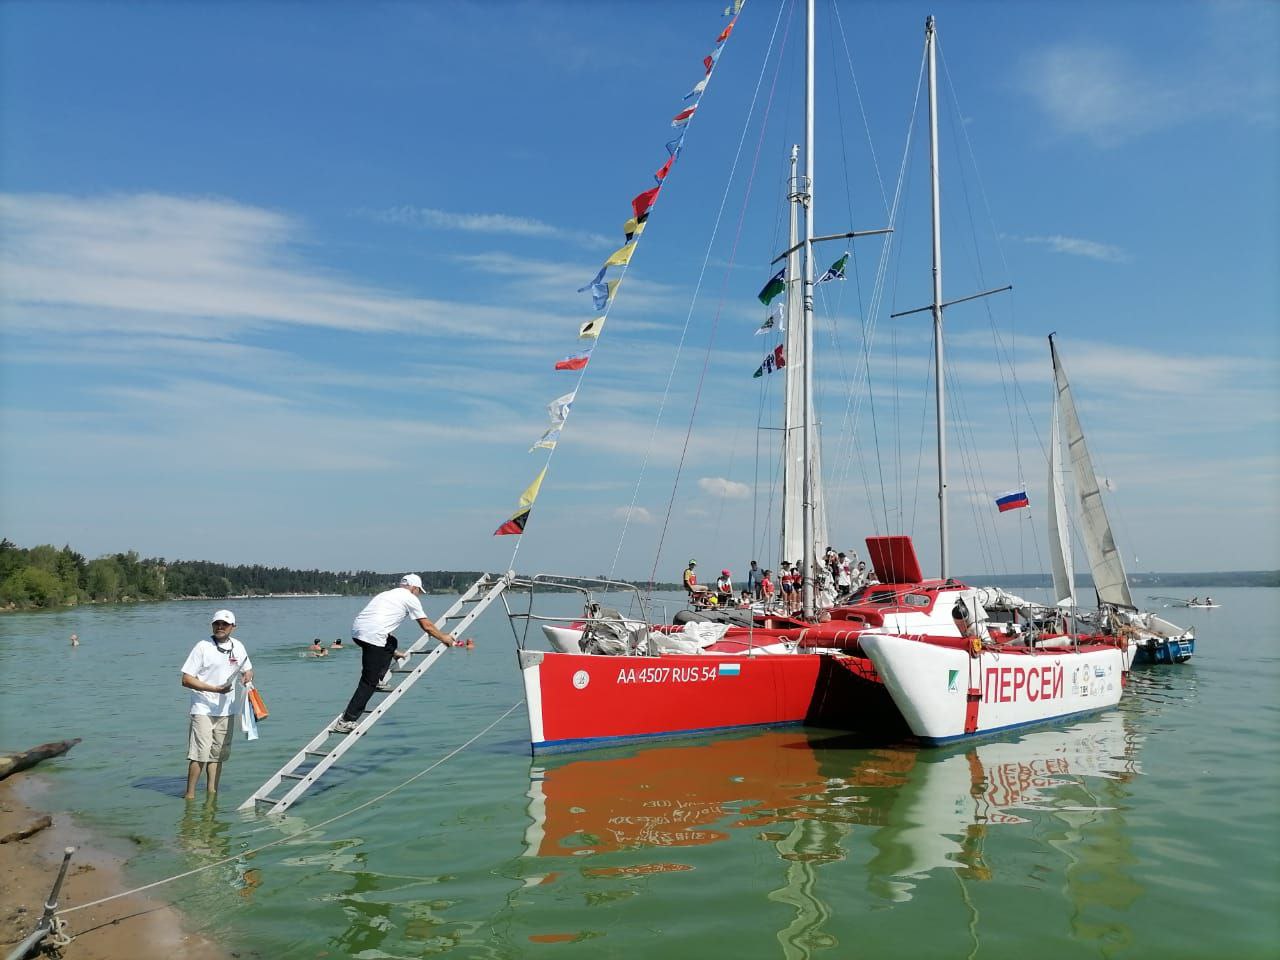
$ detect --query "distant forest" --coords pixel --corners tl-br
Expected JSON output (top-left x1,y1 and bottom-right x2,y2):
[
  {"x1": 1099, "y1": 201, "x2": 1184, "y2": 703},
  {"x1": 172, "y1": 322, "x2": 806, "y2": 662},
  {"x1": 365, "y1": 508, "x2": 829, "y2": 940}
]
[
  {"x1": 0, "y1": 539, "x2": 484, "y2": 612},
  {"x1": 1, "y1": 537, "x2": 1274, "y2": 612}
]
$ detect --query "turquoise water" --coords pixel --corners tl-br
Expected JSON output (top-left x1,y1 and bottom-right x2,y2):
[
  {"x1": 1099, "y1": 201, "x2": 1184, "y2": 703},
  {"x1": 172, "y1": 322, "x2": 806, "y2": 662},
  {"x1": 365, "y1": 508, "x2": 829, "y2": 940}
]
[{"x1": 1, "y1": 588, "x2": 1277, "y2": 958}]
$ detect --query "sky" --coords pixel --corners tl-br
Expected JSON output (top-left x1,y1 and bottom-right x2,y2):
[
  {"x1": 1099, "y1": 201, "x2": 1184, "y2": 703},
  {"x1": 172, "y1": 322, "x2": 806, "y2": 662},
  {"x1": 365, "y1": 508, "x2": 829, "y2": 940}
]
[{"x1": 1, "y1": 0, "x2": 1277, "y2": 582}]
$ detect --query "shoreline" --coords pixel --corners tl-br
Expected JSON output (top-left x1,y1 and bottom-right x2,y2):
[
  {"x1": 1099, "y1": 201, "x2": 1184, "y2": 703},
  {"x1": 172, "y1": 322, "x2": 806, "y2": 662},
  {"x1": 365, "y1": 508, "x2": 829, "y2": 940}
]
[{"x1": 0, "y1": 774, "x2": 230, "y2": 960}]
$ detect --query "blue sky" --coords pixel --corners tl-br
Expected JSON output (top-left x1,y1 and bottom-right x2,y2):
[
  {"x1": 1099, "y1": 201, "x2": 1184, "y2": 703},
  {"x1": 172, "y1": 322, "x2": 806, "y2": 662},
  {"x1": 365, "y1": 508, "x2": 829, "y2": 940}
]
[{"x1": 2, "y1": 0, "x2": 1276, "y2": 581}]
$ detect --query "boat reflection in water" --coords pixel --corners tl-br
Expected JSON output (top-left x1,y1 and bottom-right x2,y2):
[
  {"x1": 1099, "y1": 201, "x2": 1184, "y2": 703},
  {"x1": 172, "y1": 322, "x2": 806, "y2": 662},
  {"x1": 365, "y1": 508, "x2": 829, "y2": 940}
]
[{"x1": 522, "y1": 715, "x2": 1142, "y2": 955}]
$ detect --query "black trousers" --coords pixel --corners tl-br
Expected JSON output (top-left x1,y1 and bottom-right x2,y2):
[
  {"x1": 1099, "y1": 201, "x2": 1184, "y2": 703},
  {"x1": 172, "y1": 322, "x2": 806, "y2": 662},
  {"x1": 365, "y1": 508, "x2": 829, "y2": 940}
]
[{"x1": 342, "y1": 635, "x2": 398, "y2": 721}]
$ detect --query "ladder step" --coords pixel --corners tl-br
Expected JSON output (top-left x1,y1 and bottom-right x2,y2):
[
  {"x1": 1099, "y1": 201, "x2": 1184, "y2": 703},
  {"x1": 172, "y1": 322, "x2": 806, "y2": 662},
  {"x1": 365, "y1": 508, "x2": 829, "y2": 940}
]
[
  {"x1": 281, "y1": 772, "x2": 307, "y2": 781},
  {"x1": 304, "y1": 749, "x2": 329, "y2": 757}
]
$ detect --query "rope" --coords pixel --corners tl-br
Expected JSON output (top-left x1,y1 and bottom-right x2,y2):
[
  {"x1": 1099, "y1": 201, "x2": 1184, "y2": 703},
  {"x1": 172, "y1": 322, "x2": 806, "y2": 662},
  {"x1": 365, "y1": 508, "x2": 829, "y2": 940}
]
[{"x1": 55, "y1": 700, "x2": 524, "y2": 919}]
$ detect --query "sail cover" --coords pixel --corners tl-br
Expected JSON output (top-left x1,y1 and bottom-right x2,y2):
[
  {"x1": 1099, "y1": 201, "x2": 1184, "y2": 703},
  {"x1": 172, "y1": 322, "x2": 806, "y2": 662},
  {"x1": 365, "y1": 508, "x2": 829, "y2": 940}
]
[
  {"x1": 1050, "y1": 339, "x2": 1132, "y2": 607},
  {"x1": 1048, "y1": 394, "x2": 1076, "y2": 606}
]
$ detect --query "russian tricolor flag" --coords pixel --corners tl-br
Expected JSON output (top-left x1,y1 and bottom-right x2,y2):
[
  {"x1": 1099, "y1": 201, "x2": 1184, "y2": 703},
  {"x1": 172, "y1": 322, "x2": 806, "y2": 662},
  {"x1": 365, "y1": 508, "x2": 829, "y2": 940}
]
[{"x1": 995, "y1": 490, "x2": 1030, "y2": 512}]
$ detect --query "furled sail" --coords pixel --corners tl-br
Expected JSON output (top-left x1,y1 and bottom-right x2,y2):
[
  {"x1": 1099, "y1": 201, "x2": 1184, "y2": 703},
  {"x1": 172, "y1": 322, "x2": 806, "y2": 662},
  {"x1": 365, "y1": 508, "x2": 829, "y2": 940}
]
[
  {"x1": 1050, "y1": 338, "x2": 1132, "y2": 607},
  {"x1": 1047, "y1": 392, "x2": 1076, "y2": 607},
  {"x1": 780, "y1": 184, "x2": 828, "y2": 569}
]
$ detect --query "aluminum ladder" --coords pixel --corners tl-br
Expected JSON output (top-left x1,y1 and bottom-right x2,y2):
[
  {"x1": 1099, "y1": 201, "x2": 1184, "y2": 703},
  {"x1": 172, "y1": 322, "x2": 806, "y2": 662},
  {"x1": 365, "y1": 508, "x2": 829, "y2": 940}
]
[{"x1": 238, "y1": 573, "x2": 509, "y2": 815}]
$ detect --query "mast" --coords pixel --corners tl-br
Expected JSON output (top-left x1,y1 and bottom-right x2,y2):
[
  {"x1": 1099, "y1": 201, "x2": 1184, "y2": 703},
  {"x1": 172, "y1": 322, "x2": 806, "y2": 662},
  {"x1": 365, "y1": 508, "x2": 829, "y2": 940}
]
[
  {"x1": 925, "y1": 14, "x2": 948, "y2": 579},
  {"x1": 783, "y1": 147, "x2": 804, "y2": 567},
  {"x1": 801, "y1": 0, "x2": 817, "y2": 616}
]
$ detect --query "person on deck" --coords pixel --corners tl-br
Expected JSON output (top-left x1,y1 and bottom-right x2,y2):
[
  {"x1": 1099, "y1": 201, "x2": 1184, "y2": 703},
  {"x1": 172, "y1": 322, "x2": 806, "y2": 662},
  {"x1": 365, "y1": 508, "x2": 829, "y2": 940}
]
[
  {"x1": 779, "y1": 561, "x2": 796, "y2": 614},
  {"x1": 716, "y1": 570, "x2": 734, "y2": 606},
  {"x1": 333, "y1": 575, "x2": 456, "y2": 735},
  {"x1": 180, "y1": 609, "x2": 254, "y2": 800},
  {"x1": 836, "y1": 553, "x2": 852, "y2": 595},
  {"x1": 746, "y1": 561, "x2": 762, "y2": 600},
  {"x1": 760, "y1": 570, "x2": 776, "y2": 608}
]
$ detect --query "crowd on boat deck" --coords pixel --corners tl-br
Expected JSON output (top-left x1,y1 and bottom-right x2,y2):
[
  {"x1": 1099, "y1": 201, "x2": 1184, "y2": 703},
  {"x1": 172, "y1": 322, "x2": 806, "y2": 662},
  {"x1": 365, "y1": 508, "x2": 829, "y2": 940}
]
[{"x1": 682, "y1": 547, "x2": 875, "y2": 612}]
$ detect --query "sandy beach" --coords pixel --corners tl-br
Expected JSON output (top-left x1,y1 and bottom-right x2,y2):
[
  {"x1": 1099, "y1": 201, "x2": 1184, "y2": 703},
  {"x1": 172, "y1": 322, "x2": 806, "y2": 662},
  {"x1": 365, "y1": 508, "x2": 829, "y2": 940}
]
[{"x1": 0, "y1": 773, "x2": 230, "y2": 960}]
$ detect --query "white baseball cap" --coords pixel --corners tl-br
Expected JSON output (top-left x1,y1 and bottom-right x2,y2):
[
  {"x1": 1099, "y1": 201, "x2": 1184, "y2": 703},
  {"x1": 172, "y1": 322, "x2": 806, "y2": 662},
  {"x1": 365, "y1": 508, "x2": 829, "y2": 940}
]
[
  {"x1": 211, "y1": 609, "x2": 236, "y2": 625},
  {"x1": 399, "y1": 574, "x2": 424, "y2": 590}
]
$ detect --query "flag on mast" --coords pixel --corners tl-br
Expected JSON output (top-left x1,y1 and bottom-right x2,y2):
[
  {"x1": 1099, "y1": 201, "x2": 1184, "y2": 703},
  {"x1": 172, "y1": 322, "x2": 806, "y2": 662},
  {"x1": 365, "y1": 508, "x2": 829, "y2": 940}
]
[{"x1": 995, "y1": 489, "x2": 1030, "y2": 512}]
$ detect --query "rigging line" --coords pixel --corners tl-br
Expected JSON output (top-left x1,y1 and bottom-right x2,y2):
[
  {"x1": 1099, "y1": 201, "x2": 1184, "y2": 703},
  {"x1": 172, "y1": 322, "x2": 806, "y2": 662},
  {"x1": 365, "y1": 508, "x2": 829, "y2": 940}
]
[
  {"x1": 602, "y1": 0, "x2": 790, "y2": 585},
  {"x1": 909, "y1": 338, "x2": 932, "y2": 536},
  {"x1": 55, "y1": 701, "x2": 525, "y2": 919},
  {"x1": 941, "y1": 352, "x2": 1004, "y2": 576},
  {"x1": 829, "y1": 43, "x2": 927, "y2": 538},
  {"x1": 937, "y1": 36, "x2": 1028, "y2": 499},
  {"x1": 646, "y1": 0, "x2": 796, "y2": 590}
]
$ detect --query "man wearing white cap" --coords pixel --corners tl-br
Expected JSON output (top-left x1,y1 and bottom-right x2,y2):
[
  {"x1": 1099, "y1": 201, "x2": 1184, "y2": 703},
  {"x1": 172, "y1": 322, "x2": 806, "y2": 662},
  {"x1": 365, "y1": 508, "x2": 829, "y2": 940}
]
[
  {"x1": 180, "y1": 609, "x2": 254, "y2": 800},
  {"x1": 333, "y1": 575, "x2": 456, "y2": 734}
]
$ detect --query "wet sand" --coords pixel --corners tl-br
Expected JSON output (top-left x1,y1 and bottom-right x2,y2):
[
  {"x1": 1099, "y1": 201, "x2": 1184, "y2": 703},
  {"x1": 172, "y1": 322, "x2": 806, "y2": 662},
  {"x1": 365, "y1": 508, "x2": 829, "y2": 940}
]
[{"x1": 0, "y1": 774, "x2": 229, "y2": 960}]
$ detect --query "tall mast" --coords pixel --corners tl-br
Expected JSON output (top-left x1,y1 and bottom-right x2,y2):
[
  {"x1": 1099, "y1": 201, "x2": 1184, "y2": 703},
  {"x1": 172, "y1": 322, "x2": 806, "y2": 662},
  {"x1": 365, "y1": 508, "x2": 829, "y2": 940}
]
[
  {"x1": 925, "y1": 15, "x2": 948, "y2": 579},
  {"x1": 801, "y1": 0, "x2": 817, "y2": 616}
]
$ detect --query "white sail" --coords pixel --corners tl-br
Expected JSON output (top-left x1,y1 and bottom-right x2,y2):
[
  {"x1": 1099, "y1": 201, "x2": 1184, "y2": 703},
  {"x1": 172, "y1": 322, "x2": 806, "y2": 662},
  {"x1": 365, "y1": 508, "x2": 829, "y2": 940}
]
[
  {"x1": 1048, "y1": 394, "x2": 1076, "y2": 607},
  {"x1": 1050, "y1": 338, "x2": 1132, "y2": 607}
]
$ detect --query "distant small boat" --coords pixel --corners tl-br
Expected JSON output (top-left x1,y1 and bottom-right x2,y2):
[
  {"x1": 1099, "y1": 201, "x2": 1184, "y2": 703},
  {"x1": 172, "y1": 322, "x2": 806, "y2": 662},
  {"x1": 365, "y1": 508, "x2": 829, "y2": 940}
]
[{"x1": 1150, "y1": 596, "x2": 1221, "y2": 609}]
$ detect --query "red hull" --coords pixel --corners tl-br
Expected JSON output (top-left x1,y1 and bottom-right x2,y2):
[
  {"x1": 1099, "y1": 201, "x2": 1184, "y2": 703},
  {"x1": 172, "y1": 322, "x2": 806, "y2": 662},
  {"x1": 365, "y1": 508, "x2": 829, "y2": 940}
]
[
  {"x1": 521, "y1": 649, "x2": 822, "y2": 752},
  {"x1": 519, "y1": 648, "x2": 907, "y2": 753}
]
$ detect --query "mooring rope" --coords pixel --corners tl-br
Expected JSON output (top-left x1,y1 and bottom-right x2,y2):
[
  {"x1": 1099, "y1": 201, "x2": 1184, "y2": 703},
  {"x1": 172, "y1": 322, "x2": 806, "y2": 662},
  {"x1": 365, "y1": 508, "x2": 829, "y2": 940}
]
[{"x1": 55, "y1": 700, "x2": 524, "y2": 919}]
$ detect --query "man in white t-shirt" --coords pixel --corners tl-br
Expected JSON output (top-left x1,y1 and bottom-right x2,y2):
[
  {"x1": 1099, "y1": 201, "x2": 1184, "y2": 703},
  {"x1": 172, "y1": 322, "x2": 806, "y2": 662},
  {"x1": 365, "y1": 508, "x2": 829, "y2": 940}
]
[
  {"x1": 180, "y1": 609, "x2": 254, "y2": 800},
  {"x1": 333, "y1": 575, "x2": 456, "y2": 734}
]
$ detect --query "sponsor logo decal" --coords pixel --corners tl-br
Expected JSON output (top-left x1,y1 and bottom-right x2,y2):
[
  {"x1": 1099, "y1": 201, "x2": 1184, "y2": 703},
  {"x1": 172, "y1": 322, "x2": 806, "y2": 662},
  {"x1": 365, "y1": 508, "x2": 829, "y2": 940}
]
[
  {"x1": 947, "y1": 669, "x2": 959, "y2": 692},
  {"x1": 572, "y1": 670, "x2": 589, "y2": 689}
]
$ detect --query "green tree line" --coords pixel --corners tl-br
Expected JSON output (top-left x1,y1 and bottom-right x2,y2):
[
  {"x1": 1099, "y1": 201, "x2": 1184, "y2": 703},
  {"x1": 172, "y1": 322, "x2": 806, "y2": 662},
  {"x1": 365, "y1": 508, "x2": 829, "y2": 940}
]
[{"x1": 0, "y1": 538, "x2": 484, "y2": 611}]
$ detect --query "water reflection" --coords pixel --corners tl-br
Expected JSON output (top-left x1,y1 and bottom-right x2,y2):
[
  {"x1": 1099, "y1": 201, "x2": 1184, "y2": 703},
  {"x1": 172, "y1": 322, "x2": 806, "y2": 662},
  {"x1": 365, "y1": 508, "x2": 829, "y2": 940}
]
[{"x1": 524, "y1": 714, "x2": 1143, "y2": 956}]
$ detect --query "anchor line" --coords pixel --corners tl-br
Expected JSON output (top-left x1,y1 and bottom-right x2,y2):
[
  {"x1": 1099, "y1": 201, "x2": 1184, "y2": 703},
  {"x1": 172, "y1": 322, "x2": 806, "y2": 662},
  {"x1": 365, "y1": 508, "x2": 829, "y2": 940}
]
[{"x1": 54, "y1": 700, "x2": 525, "y2": 919}]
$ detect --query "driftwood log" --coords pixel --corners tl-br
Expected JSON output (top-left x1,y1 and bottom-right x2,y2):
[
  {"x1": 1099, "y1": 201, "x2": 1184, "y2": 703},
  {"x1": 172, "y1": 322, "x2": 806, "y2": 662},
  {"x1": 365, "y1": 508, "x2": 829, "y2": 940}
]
[
  {"x1": 0, "y1": 814, "x2": 52, "y2": 844},
  {"x1": 0, "y1": 739, "x2": 82, "y2": 781}
]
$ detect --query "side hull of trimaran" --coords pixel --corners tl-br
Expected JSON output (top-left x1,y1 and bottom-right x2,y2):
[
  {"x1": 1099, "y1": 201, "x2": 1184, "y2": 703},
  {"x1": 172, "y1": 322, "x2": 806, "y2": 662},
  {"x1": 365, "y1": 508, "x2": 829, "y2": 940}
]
[{"x1": 859, "y1": 634, "x2": 1129, "y2": 745}]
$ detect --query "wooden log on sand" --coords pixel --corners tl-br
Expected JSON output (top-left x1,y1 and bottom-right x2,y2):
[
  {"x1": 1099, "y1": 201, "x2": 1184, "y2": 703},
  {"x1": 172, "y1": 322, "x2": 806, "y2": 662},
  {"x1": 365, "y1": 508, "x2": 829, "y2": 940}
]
[
  {"x1": 0, "y1": 739, "x2": 82, "y2": 781},
  {"x1": 0, "y1": 814, "x2": 52, "y2": 843}
]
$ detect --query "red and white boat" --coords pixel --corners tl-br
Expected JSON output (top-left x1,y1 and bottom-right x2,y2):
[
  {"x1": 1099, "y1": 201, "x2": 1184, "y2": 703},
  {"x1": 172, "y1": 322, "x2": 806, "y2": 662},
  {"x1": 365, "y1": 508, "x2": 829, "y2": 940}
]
[{"x1": 508, "y1": 15, "x2": 1135, "y2": 754}]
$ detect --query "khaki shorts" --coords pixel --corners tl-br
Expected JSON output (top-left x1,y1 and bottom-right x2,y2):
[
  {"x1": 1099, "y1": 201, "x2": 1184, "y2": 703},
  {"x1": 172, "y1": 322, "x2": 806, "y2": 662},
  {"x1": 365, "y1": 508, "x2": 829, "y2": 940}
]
[{"x1": 188, "y1": 714, "x2": 234, "y2": 763}]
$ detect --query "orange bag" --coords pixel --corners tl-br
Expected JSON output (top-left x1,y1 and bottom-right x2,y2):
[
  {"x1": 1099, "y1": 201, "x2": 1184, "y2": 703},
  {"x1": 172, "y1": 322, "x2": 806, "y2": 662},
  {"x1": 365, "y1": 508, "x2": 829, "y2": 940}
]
[{"x1": 248, "y1": 687, "x2": 269, "y2": 721}]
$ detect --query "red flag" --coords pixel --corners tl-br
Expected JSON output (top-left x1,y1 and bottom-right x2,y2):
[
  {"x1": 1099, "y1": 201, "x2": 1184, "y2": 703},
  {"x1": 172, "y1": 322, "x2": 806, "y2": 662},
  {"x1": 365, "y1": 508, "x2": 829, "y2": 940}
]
[
  {"x1": 632, "y1": 187, "x2": 661, "y2": 219},
  {"x1": 671, "y1": 105, "x2": 696, "y2": 127},
  {"x1": 773, "y1": 344, "x2": 786, "y2": 369},
  {"x1": 493, "y1": 509, "x2": 530, "y2": 536},
  {"x1": 704, "y1": 55, "x2": 714, "y2": 74},
  {"x1": 555, "y1": 353, "x2": 590, "y2": 371},
  {"x1": 717, "y1": 22, "x2": 734, "y2": 43},
  {"x1": 655, "y1": 155, "x2": 674, "y2": 182}
]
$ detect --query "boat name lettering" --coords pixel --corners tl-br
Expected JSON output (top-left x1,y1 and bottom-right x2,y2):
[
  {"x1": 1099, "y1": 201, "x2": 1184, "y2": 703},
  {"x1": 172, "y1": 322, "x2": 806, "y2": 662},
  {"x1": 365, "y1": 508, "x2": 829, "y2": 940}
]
[
  {"x1": 615, "y1": 664, "x2": 723, "y2": 685},
  {"x1": 983, "y1": 663, "x2": 1063, "y2": 703}
]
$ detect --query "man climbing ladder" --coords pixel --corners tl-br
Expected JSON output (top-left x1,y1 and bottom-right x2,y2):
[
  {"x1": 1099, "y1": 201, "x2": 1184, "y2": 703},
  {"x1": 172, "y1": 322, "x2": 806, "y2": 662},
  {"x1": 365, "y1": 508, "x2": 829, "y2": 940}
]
[{"x1": 333, "y1": 574, "x2": 456, "y2": 734}]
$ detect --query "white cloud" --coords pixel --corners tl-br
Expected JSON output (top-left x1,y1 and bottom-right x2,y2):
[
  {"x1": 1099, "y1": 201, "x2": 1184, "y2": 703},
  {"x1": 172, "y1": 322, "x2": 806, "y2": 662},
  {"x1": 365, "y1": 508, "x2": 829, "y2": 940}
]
[
  {"x1": 1010, "y1": 234, "x2": 1131, "y2": 264},
  {"x1": 368, "y1": 205, "x2": 611, "y2": 248},
  {"x1": 698, "y1": 476, "x2": 750, "y2": 499},
  {"x1": 612, "y1": 506, "x2": 654, "y2": 524}
]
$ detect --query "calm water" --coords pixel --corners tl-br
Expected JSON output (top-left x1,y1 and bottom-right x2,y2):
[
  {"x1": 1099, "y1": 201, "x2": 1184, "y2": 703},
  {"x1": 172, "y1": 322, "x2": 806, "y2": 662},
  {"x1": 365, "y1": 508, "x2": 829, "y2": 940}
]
[{"x1": 1, "y1": 588, "x2": 1277, "y2": 959}]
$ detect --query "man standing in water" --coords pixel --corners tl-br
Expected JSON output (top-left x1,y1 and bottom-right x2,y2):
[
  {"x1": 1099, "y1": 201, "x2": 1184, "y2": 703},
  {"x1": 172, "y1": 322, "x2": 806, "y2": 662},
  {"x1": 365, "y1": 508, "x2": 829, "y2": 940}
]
[
  {"x1": 180, "y1": 610, "x2": 253, "y2": 800},
  {"x1": 332, "y1": 574, "x2": 456, "y2": 735}
]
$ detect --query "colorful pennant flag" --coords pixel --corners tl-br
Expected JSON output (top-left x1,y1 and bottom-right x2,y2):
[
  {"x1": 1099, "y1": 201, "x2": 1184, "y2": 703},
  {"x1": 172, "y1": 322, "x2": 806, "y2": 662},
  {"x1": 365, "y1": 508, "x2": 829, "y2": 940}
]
[
  {"x1": 672, "y1": 105, "x2": 697, "y2": 128},
  {"x1": 654, "y1": 155, "x2": 675, "y2": 183},
  {"x1": 494, "y1": 467, "x2": 547, "y2": 536},
  {"x1": 684, "y1": 78, "x2": 708, "y2": 101},
  {"x1": 632, "y1": 187, "x2": 661, "y2": 219},
  {"x1": 716, "y1": 22, "x2": 734, "y2": 43},
  {"x1": 723, "y1": 1, "x2": 744, "y2": 15},
  {"x1": 755, "y1": 300, "x2": 786, "y2": 335},
  {"x1": 577, "y1": 265, "x2": 607, "y2": 301},
  {"x1": 995, "y1": 490, "x2": 1030, "y2": 512},
  {"x1": 579, "y1": 316, "x2": 605, "y2": 339},
  {"x1": 665, "y1": 135, "x2": 685, "y2": 159},
  {"x1": 605, "y1": 242, "x2": 636, "y2": 266},
  {"x1": 529, "y1": 427, "x2": 561, "y2": 453},
  {"x1": 623, "y1": 216, "x2": 647, "y2": 241},
  {"x1": 753, "y1": 344, "x2": 786, "y2": 378},
  {"x1": 758, "y1": 267, "x2": 785, "y2": 305},
  {"x1": 817, "y1": 252, "x2": 849, "y2": 283},
  {"x1": 547, "y1": 391, "x2": 575, "y2": 425},
  {"x1": 593, "y1": 278, "x2": 619, "y2": 311},
  {"x1": 555, "y1": 352, "x2": 591, "y2": 371}
]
